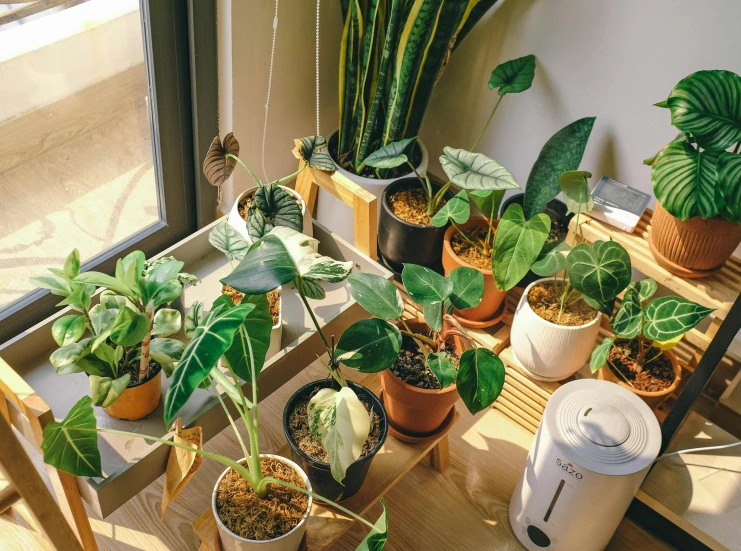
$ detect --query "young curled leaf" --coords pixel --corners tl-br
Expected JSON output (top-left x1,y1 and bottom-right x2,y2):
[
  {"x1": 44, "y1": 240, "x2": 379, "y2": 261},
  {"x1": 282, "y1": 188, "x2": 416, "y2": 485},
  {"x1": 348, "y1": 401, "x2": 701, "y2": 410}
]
[
  {"x1": 203, "y1": 133, "x2": 240, "y2": 187},
  {"x1": 292, "y1": 135, "x2": 335, "y2": 171}
]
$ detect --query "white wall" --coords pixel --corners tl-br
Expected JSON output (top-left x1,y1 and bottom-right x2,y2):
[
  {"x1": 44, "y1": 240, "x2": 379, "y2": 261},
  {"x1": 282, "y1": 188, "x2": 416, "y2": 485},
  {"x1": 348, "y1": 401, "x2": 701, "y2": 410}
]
[{"x1": 420, "y1": 0, "x2": 741, "y2": 203}]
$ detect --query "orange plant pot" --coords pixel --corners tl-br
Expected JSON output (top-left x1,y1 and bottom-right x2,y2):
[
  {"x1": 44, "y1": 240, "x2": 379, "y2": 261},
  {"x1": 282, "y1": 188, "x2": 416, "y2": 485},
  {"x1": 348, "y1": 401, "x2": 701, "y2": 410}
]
[
  {"x1": 104, "y1": 367, "x2": 162, "y2": 421},
  {"x1": 442, "y1": 217, "x2": 506, "y2": 326},
  {"x1": 648, "y1": 202, "x2": 741, "y2": 278}
]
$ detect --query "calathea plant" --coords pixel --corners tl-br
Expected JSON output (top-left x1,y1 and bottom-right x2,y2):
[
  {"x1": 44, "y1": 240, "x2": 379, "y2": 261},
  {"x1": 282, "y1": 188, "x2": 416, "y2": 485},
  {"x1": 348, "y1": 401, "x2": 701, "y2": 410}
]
[{"x1": 30, "y1": 250, "x2": 186, "y2": 406}]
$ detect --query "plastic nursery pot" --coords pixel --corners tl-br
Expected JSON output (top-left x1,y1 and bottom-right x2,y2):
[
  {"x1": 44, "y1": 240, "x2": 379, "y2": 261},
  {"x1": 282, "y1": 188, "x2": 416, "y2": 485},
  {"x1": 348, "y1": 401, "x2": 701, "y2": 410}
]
[
  {"x1": 315, "y1": 131, "x2": 429, "y2": 244},
  {"x1": 509, "y1": 278, "x2": 601, "y2": 382},
  {"x1": 212, "y1": 455, "x2": 312, "y2": 551},
  {"x1": 379, "y1": 320, "x2": 463, "y2": 436},
  {"x1": 598, "y1": 348, "x2": 681, "y2": 410},
  {"x1": 442, "y1": 216, "x2": 506, "y2": 326},
  {"x1": 499, "y1": 194, "x2": 574, "y2": 289},
  {"x1": 283, "y1": 379, "x2": 387, "y2": 502},
  {"x1": 648, "y1": 201, "x2": 741, "y2": 278},
  {"x1": 103, "y1": 364, "x2": 162, "y2": 421},
  {"x1": 227, "y1": 185, "x2": 312, "y2": 244},
  {"x1": 378, "y1": 178, "x2": 454, "y2": 276}
]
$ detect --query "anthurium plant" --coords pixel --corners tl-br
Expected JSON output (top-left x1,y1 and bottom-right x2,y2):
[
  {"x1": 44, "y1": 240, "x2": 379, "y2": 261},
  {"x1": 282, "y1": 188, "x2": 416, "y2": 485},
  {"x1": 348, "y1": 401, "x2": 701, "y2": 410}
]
[
  {"x1": 590, "y1": 278, "x2": 714, "y2": 377},
  {"x1": 40, "y1": 274, "x2": 389, "y2": 549}
]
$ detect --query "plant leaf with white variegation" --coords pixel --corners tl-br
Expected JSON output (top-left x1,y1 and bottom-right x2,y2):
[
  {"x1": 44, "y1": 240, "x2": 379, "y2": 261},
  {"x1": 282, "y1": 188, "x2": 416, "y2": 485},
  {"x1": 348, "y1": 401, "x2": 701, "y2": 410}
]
[
  {"x1": 643, "y1": 296, "x2": 714, "y2": 341},
  {"x1": 90, "y1": 374, "x2": 131, "y2": 408},
  {"x1": 626, "y1": 278, "x2": 658, "y2": 303},
  {"x1": 292, "y1": 135, "x2": 335, "y2": 172},
  {"x1": 440, "y1": 147, "x2": 520, "y2": 192},
  {"x1": 52, "y1": 315, "x2": 86, "y2": 347},
  {"x1": 153, "y1": 308, "x2": 181, "y2": 336},
  {"x1": 336, "y1": 319, "x2": 402, "y2": 373}
]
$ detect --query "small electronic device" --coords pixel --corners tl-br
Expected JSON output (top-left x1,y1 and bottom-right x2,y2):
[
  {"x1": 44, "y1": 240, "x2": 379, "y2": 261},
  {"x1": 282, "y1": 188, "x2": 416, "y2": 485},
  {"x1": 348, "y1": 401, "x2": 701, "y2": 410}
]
[{"x1": 589, "y1": 177, "x2": 651, "y2": 233}]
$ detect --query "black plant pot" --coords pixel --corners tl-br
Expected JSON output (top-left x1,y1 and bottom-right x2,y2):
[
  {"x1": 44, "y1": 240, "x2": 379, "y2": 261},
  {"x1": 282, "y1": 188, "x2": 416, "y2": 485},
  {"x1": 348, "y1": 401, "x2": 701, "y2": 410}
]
[
  {"x1": 283, "y1": 379, "x2": 388, "y2": 502},
  {"x1": 500, "y1": 193, "x2": 574, "y2": 289},
  {"x1": 378, "y1": 178, "x2": 454, "y2": 276}
]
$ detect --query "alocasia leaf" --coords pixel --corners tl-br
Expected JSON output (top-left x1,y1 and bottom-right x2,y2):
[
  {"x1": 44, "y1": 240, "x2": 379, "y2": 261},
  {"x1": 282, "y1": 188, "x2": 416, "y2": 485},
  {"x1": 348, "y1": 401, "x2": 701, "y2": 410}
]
[
  {"x1": 209, "y1": 219, "x2": 250, "y2": 263},
  {"x1": 346, "y1": 273, "x2": 403, "y2": 320},
  {"x1": 430, "y1": 190, "x2": 470, "y2": 228},
  {"x1": 292, "y1": 135, "x2": 335, "y2": 171},
  {"x1": 362, "y1": 137, "x2": 415, "y2": 169},
  {"x1": 427, "y1": 352, "x2": 457, "y2": 388},
  {"x1": 440, "y1": 147, "x2": 520, "y2": 192},
  {"x1": 203, "y1": 133, "x2": 240, "y2": 187},
  {"x1": 643, "y1": 296, "x2": 714, "y2": 341},
  {"x1": 41, "y1": 396, "x2": 102, "y2": 477},
  {"x1": 626, "y1": 278, "x2": 657, "y2": 303},
  {"x1": 493, "y1": 204, "x2": 551, "y2": 291},
  {"x1": 247, "y1": 183, "x2": 303, "y2": 242},
  {"x1": 488, "y1": 54, "x2": 536, "y2": 96},
  {"x1": 335, "y1": 319, "x2": 402, "y2": 373},
  {"x1": 456, "y1": 348, "x2": 505, "y2": 414}
]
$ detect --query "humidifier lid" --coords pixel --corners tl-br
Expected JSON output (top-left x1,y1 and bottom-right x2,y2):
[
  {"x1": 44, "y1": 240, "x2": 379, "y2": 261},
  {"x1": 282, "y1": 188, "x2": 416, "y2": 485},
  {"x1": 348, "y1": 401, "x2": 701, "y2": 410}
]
[{"x1": 545, "y1": 379, "x2": 661, "y2": 476}]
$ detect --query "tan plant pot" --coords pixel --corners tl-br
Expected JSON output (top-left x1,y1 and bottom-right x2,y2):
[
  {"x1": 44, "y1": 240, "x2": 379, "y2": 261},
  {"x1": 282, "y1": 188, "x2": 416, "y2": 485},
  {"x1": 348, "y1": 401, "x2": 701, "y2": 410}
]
[
  {"x1": 104, "y1": 366, "x2": 162, "y2": 421},
  {"x1": 597, "y1": 349, "x2": 681, "y2": 410},
  {"x1": 441, "y1": 217, "x2": 506, "y2": 326},
  {"x1": 648, "y1": 202, "x2": 741, "y2": 277}
]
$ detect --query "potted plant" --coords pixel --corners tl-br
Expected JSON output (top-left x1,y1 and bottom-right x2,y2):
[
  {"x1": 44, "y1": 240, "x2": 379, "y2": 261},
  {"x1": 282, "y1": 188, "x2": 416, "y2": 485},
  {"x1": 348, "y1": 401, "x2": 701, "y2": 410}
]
[
  {"x1": 40, "y1": 290, "x2": 389, "y2": 551},
  {"x1": 590, "y1": 278, "x2": 713, "y2": 408},
  {"x1": 30, "y1": 250, "x2": 189, "y2": 420},
  {"x1": 317, "y1": 0, "x2": 502, "y2": 241},
  {"x1": 508, "y1": 172, "x2": 633, "y2": 381},
  {"x1": 646, "y1": 69, "x2": 741, "y2": 277}
]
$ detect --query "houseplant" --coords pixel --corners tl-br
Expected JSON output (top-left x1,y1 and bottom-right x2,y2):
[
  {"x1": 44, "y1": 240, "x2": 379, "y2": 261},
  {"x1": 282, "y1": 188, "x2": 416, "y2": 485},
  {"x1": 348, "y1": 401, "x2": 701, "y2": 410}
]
[
  {"x1": 509, "y1": 171, "x2": 633, "y2": 381},
  {"x1": 30, "y1": 249, "x2": 188, "y2": 420},
  {"x1": 590, "y1": 278, "x2": 714, "y2": 408},
  {"x1": 646, "y1": 69, "x2": 741, "y2": 277},
  {"x1": 40, "y1": 291, "x2": 389, "y2": 551}
]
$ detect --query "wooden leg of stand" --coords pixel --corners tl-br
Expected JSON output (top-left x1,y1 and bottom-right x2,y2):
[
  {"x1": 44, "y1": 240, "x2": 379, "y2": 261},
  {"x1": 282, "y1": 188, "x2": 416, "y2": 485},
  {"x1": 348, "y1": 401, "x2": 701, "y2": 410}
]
[
  {"x1": 295, "y1": 163, "x2": 318, "y2": 217},
  {"x1": 429, "y1": 435, "x2": 450, "y2": 473}
]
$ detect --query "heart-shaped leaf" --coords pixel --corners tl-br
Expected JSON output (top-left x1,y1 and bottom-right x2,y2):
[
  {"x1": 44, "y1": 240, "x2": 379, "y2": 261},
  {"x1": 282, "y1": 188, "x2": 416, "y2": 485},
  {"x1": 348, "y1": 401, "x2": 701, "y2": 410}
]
[
  {"x1": 589, "y1": 337, "x2": 614, "y2": 373},
  {"x1": 427, "y1": 352, "x2": 457, "y2": 389},
  {"x1": 203, "y1": 133, "x2": 240, "y2": 187},
  {"x1": 346, "y1": 273, "x2": 403, "y2": 320},
  {"x1": 210, "y1": 219, "x2": 250, "y2": 263},
  {"x1": 643, "y1": 296, "x2": 714, "y2": 341},
  {"x1": 531, "y1": 241, "x2": 570, "y2": 277},
  {"x1": 448, "y1": 266, "x2": 484, "y2": 310},
  {"x1": 90, "y1": 374, "x2": 131, "y2": 408},
  {"x1": 292, "y1": 135, "x2": 335, "y2": 172},
  {"x1": 41, "y1": 396, "x2": 102, "y2": 477},
  {"x1": 558, "y1": 170, "x2": 594, "y2": 215},
  {"x1": 456, "y1": 348, "x2": 505, "y2": 414},
  {"x1": 651, "y1": 140, "x2": 721, "y2": 220},
  {"x1": 523, "y1": 117, "x2": 595, "y2": 219},
  {"x1": 626, "y1": 278, "x2": 657, "y2": 303},
  {"x1": 52, "y1": 315, "x2": 86, "y2": 347},
  {"x1": 488, "y1": 54, "x2": 536, "y2": 96},
  {"x1": 110, "y1": 307, "x2": 151, "y2": 347},
  {"x1": 423, "y1": 302, "x2": 444, "y2": 332},
  {"x1": 401, "y1": 264, "x2": 453, "y2": 305},
  {"x1": 336, "y1": 319, "x2": 402, "y2": 373},
  {"x1": 362, "y1": 138, "x2": 414, "y2": 169},
  {"x1": 153, "y1": 308, "x2": 182, "y2": 337},
  {"x1": 357, "y1": 499, "x2": 388, "y2": 551},
  {"x1": 665, "y1": 70, "x2": 741, "y2": 151},
  {"x1": 493, "y1": 204, "x2": 551, "y2": 291},
  {"x1": 430, "y1": 190, "x2": 470, "y2": 228},
  {"x1": 247, "y1": 183, "x2": 303, "y2": 242},
  {"x1": 566, "y1": 240, "x2": 632, "y2": 303},
  {"x1": 440, "y1": 147, "x2": 520, "y2": 192},
  {"x1": 611, "y1": 291, "x2": 642, "y2": 339},
  {"x1": 470, "y1": 189, "x2": 504, "y2": 220},
  {"x1": 717, "y1": 152, "x2": 741, "y2": 223}
]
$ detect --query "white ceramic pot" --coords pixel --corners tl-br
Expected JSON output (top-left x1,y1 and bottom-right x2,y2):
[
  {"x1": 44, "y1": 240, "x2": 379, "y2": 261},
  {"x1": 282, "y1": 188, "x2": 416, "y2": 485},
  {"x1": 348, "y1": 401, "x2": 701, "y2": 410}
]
[
  {"x1": 228, "y1": 185, "x2": 312, "y2": 244},
  {"x1": 315, "y1": 135, "x2": 428, "y2": 244},
  {"x1": 212, "y1": 455, "x2": 312, "y2": 551},
  {"x1": 510, "y1": 278, "x2": 601, "y2": 381}
]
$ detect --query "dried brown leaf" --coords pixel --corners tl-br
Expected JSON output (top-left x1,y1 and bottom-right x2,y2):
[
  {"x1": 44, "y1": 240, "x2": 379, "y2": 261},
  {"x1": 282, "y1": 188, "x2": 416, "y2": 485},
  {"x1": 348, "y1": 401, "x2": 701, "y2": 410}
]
[{"x1": 161, "y1": 418, "x2": 203, "y2": 518}]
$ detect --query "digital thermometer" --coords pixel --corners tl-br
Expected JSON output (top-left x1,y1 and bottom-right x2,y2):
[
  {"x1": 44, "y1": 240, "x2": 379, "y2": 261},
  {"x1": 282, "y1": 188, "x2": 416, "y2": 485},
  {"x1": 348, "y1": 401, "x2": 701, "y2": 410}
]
[{"x1": 589, "y1": 177, "x2": 651, "y2": 233}]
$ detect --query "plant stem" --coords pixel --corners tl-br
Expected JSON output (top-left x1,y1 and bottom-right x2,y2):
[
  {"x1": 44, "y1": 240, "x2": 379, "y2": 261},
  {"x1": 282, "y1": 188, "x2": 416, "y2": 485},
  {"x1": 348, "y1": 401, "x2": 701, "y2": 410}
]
[
  {"x1": 225, "y1": 154, "x2": 263, "y2": 187},
  {"x1": 138, "y1": 301, "x2": 155, "y2": 381},
  {"x1": 271, "y1": 163, "x2": 307, "y2": 187},
  {"x1": 558, "y1": 281, "x2": 571, "y2": 324},
  {"x1": 299, "y1": 290, "x2": 334, "y2": 359},
  {"x1": 214, "y1": 384, "x2": 250, "y2": 461},
  {"x1": 470, "y1": 96, "x2": 504, "y2": 151},
  {"x1": 432, "y1": 181, "x2": 453, "y2": 212},
  {"x1": 452, "y1": 223, "x2": 486, "y2": 256},
  {"x1": 483, "y1": 197, "x2": 498, "y2": 254}
]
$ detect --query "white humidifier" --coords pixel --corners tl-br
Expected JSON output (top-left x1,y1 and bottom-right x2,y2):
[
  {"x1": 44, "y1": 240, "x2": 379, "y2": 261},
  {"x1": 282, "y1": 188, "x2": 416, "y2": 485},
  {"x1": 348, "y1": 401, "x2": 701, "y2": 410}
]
[{"x1": 509, "y1": 379, "x2": 661, "y2": 551}]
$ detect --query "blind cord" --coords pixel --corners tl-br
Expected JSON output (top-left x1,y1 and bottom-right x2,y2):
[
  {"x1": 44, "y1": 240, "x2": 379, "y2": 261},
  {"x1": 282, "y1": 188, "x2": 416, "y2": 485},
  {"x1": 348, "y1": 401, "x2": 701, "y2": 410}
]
[{"x1": 261, "y1": 0, "x2": 279, "y2": 184}]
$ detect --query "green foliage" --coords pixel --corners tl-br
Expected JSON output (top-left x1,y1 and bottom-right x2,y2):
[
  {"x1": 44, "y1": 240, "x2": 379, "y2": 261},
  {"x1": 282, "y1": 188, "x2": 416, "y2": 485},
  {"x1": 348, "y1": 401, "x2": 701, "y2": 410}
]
[
  {"x1": 41, "y1": 396, "x2": 101, "y2": 478},
  {"x1": 401, "y1": 264, "x2": 453, "y2": 305},
  {"x1": 335, "y1": 319, "x2": 402, "y2": 373},
  {"x1": 292, "y1": 135, "x2": 335, "y2": 171},
  {"x1": 456, "y1": 348, "x2": 505, "y2": 414},
  {"x1": 52, "y1": 315, "x2": 86, "y2": 347},
  {"x1": 643, "y1": 296, "x2": 714, "y2": 341},
  {"x1": 493, "y1": 204, "x2": 551, "y2": 291},
  {"x1": 448, "y1": 267, "x2": 484, "y2": 310},
  {"x1": 611, "y1": 291, "x2": 642, "y2": 339},
  {"x1": 626, "y1": 278, "x2": 657, "y2": 303},
  {"x1": 430, "y1": 190, "x2": 471, "y2": 228},
  {"x1": 589, "y1": 337, "x2": 614, "y2": 373},
  {"x1": 716, "y1": 152, "x2": 741, "y2": 223},
  {"x1": 362, "y1": 138, "x2": 415, "y2": 169},
  {"x1": 488, "y1": 54, "x2": 536, "y2": 96},
  {"x1": 427, "y1": 352, "x2": 457, "y2": 389},
  {"x1": 90, "y1": 374, "x2": 131, "y2": 408},
  {"x1": 357, "y1": 498, "x2": 389, "y2": 551},
  {"x1": 346, "y1": 273, "x2": 404, "y2": 320},
  {"x1": 566, "y1": 241, "x2": 632, "y2": 306},
  {"x1": 209, "y1": 219, "x2": 250, "y2": 263},
  {"x1": 439, "y1": 147, "x2": 520, "y2": 192},
  {"x1": 558, "y1": 171, "x2": 594, "y2": 215},
  {"x1": 531, "y1": 241, "x2": 570, "y2": 277},
  {"x1": 247, "y1": 183, "x2": 303, "y2": 243}
]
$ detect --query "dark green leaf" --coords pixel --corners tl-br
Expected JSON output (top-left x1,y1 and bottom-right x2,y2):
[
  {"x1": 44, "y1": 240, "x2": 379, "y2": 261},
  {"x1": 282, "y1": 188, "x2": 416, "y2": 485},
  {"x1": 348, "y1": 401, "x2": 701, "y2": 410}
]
[
  {"x1": 643, "y1": 296, "x2": 714, "y2": 341},
  {"x1": 493, "y1": 204, "x2": 551, "y2": 291},
  {"x1": 145, "y1": 260, "x2": 184, "y2": 300},
  {"x1": 589, "y1": 337, "x2": 614, "y2": 373},
  {"x1": 401, "y1": 264, "x2": 453, "y2": 305},
  {"x1": 558, "y1": 170, "x2": 594, "y2": 215},
  {"x1": 292, "y1": 135, "x2": 335, "y2": 172},
  {"x1": 423, "y1": 302, "x2": 444, "y2": 332},
  {"x1": 52, "y1": 315, "x2": 86, "y2": 347},
  {"x1": 611, "y1": 292, "x2": 642, "y2": 339},
  {"x1": 247, "y1": 183, "x2": 303, "y2": 242},
  {"x1": 440, "y1": 147, "x2": 520, "y2": 192},
  {"x1": 362, "y1": 138, "x2": 415, "y2": 169},
  {"x1": 346, "y1": 273, "x2": 403, "y2": 320},
  {"x1": 430, "y1": 190, "x2": 470, "y2": 228},
  {"x1": 41, "y1": 396, "x2": 101, "y2": 477},
  {"x1": 488, "y1": 54, "x2": 536, "y2": 96},
  {"x1": 76, "y1": 353, "x2": 115, "y2": 378},
  {"x1": 356, "y1": 498, "x2": 388, "y2": 551},
  {"x1": 456, "y1": 348, "x2": 505, "y2": 414},
  {"x1": 222, "y1": 237, "x2": 297, "y2": 295},
  {"x1": 469, "y1": 189, "x2": 504, "y2": 220},
  {"x1": 427, "y1": 352, "x2": 457, "y2": 388},
  {"x1": 110, "y1": 307, "x2": 150, "y2": 347},
  {"x1": 336, "y1": 319, "x2": 402, "y2": 373},
  {"x1": 717, "y1": 152, "x2": 741, "y2": 223},
  {"x1": 531, "y1": 241, "x2": 570, "y2": 277},
  {"x1": 566, "y1": 241, "x2": 632, "y2": 303},
  {"x1": 448, "y1": 267, "x2": 484, "y2": 310},
  {"x1": 626, "y1": 278, "x2": 657, "y2": 303}
]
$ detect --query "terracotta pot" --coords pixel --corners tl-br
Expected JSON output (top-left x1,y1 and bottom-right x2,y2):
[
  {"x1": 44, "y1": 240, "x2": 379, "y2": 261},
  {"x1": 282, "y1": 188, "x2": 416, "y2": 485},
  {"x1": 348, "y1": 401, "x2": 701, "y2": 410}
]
[
  {"x1": 228, "y1": 185, "x2": 312, "y2": 245},
  {"x1": 442, "y1": 217, "x2": 506, "y2": 325},
  {"x1": 598, "y1": 348, "x2": 681, "y2": 410},
  {"x1": 104, "y1": 365, "x2": 162, "y2": 421},
  {"x1": 212, "y1": 455, "x2": 312, "y2": 551},
  {"x1": 649, "y1": 201, "x2": 741, "y2": 277},
  {"x1": 379, "y1": 321, "x2": 462, "y2": 436}
]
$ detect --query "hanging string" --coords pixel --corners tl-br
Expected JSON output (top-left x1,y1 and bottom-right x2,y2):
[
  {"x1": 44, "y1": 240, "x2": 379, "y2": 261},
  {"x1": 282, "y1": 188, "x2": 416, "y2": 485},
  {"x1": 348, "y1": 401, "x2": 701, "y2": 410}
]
[
  {"x1": 315, "y1": 0, "x2": 321, "y2": 135},
  {"x1": 261, "y1": 0, "x2": 280, "y2": 183}
]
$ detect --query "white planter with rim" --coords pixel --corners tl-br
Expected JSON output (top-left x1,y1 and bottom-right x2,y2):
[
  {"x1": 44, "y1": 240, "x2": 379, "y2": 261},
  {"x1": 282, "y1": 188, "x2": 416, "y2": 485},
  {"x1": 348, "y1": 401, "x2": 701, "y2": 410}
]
[
  {"x1": 228, "y1": 185, "x2": 312, "y2": 244},
  {"x1": 316, "y1": 134, "x2": 429, "y2": 244},
  {"x1": 510, "y1": 278, "x2": 601, "y2": 381},
  {"x1": 212, "y1": 455, "x2": 312, "y2": 551}
]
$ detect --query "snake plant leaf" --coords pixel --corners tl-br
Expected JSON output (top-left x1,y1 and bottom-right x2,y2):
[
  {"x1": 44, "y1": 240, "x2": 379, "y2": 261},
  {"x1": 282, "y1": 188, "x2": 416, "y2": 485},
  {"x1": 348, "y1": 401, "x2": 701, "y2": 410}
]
[
  {"x1": 184, "y1": 302, "x2": 204, "y2": 339},
  {"x1": 41, "y1": 396, "x2": 102, "y2": 477},
  {"x1": 152, "y1": 308, "x2": 182, "y2": 337},
  {"x1": 665, "y1": 70, "x2": 741, "y2": 151},
  {"x1": 531, "y1": 241, "x2": 570, "y2": 278},
  {"x1": 589, "y1": 337, "x2": 614, "y2": 373},
  {"x1": 346, "y1": 273, "x2": 404, "y2": 320},
  {"x1": 356, "y1": 498, "x2": 389, "y2": 551},
  {"x1": 336, "y1": 318, "x2": 402, "y2": 373},
  {"x1": 90, "y1": 374, "x2": 131, "y2": 408},
  {"x1": 401, "y1": 264, "x2": 453, "y2": 305},
  {"x1": 430, "y1": 190, "x2": 471, "y2": 228},
  {"x1": 449, "y1": 267, "x2": 484, "y2": 310},
  {"x1": 308, "y1": 386, "x2": 370, "y2": 484},
  {"x1": 292, "y1": 135, "x2": 335, "y2": 171},
  {"x1": 164, "y1": 302, "x2": 254, "y2": 426},
  {"x1": 440, "y1": 147, "x2": 520, "y2": 192},
  {"x1": 651, "y1": 140, "x2": 722, "y2": 220},
  {"x1": 203, "y1": 133, "x2": 240, "y2": 187},
  {"x1": 456, "y1": 348, "x2": 505, "y2": 415},
  {"x1": 109, "y1": 307, "x2": 150, "y2": 347},
  {"x1": 643, "y1": 296, "x2": 714, "y2": 341},
  {"x1": 493, "y1": 204, "x2": 551, "y2": 291},
  {"x1": 626, "y1": 278, "x2": 658, "y2": 303},
  {"x1": 488, "y1": 54, "x2": 536, "y2": 96},
  {"x1": 427, "y1": 352, "x2": 457, "y2": 389},
  {"x1": 558, "y1": 171, "x2": 594, "y2": 215},
  {"x1": 52, "y1": 315, "x2": 86, "y2": 347},
  {"x1": 611, "y1": 291, "x2": 643, "y2": 339},
  {"x1": 209, "y1": 220, "x2": 250, "y2": 263},
  {"x1": 717, "y1": 152, "x2": 741, "y2": 223},
  {"x1": 566, "y1": 241, "x2": 632, "y2": 303},
  {"x1": 523, "y1": 117, "x2": 596, "y2": 219},
  {"x1": 62, "y1": 249, "x2": 81, "y2": 280},
  {"x1": 362, "y1": 138, "x2": 415, "y2": 169},
  {"x1": 247, "y1": 183, "x2": 303, "y2": 242}
]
